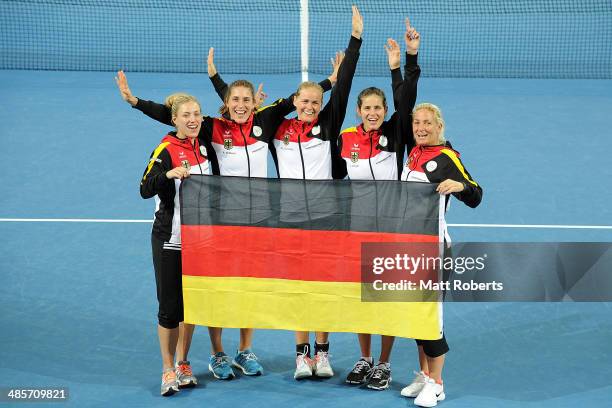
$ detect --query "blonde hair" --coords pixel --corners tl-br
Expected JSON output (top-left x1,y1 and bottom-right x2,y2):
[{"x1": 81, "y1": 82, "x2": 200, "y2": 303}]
[
  {"x1": 413, "y1": 102, "x2": 446, "y2": 143},
  {"x1": 219, "y1": 79, "x2": 255, "y2": 115},
  {"x1": 165, "y1": 93, "x2": 201, "y2": 126},
  {"x1": 295, "y1": 81, "x2": 324, "y2": 100}
]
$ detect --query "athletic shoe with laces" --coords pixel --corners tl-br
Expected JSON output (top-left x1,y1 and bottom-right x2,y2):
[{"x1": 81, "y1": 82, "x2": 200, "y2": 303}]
[
  {"x1": 345, "y1": 358, "x2": 373, "y2": 384},
  {"x1": 160, "y1": 368, "x2": 179, "y2": 396},
  {"x1": 313, "y1": 351, "x2": 334, "y2": 378},
  {"x1": 294, "y1": 353, "x2": 314, "y2": 379},
  {"x1": 208, "y1": 352, "x2": 235, "y2": 380},
  {"x1": 401, "y1": 370, "x2": 428, "y2": 397},
  {"x1": 175, "y1": 360, "x2": 197, "y2": 388},
  {"x1": 232, "y1": 349, "x2": 263, "y2": 376},
  {"x1": 414, "y1": 377, "x2": 445, "y2": 407},
  {"x1": 366, "y1": 362, "x2": 391, "y2": 390}
]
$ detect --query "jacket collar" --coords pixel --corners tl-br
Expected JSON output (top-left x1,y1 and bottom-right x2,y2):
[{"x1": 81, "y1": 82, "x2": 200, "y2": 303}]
[{"x1": 161, "y1": 132, "x2": 198, "y2": 149}]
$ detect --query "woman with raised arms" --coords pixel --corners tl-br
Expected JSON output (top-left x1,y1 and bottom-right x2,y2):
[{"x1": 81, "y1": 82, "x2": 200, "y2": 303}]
[
  {"x1": 341, "y1": 19, "x2": 421, "y2": 391},
  {"x1": 116, "y1": 44, "x2": 341, "y2": 381}
]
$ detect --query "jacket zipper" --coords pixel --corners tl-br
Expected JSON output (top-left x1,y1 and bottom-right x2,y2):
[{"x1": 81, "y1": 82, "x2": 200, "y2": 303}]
[
  {"x1": 368, "y1": 131, "x2": 375, "y2": 180},
  {"x1": 189, "y1": 139, "x2": 204, "y2": 175},
  {"x1": 297, "y1": 122, "x2": 306, "y2": 180},
  {"x1": 239, "y1": 123, "x2": 251, "y2": 178}
]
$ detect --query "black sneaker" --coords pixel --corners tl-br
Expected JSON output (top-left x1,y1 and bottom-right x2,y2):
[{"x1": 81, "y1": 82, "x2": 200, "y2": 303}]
[
  {"x1": 366, "y1": 363, "x2": 391, "y2": 390},
  {"x1": 345, "y1": 359, "x2": 373, "y2": 384}
]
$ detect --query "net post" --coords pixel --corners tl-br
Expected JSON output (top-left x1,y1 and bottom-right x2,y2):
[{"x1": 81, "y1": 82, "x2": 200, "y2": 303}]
[{"x1": 300, "y1": 0, "x2": 309, "y2": 82}]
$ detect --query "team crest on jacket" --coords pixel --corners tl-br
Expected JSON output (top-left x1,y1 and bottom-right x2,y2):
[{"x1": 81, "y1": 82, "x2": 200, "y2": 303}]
[
  {"x1": 426, "y1": 161, "x2": 437, "y2": 172},
  {"x1": 379, "y1": 135, "x2": 388, "y2": 147},
  {"x1": 312, "y1": 125, "x2": 321, "y2": 135},
  {"x1": 200, "y1": 145, "x2": 207, "y2": 157},
  {"x1": 253, "y1": 126, "x2": 262, "y2": 137},
  {"x1": 283, "y1": 134, "x2": 290, "y2": 145},
  {"x1": 350, "y1": 151, "x2": 359, "y2": 163},
  {"x1": 224, "y1": 138, "x2": 233, "y2": 150}
]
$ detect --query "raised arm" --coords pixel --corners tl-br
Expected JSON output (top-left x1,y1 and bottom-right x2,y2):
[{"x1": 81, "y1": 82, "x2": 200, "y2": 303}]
[
  {"x1": 397, "y1": 18, "x2": 421, "y2": 151},
  {"x1": 325, "y1": 51, "x2": 345, "y2": 88},
  {"x1": 208, "y1": 47, "x2": 264, "y2": 104},
  {"x1": 115, "y1": 70, "x2": 217, "y2": 161},
  {"x1": 209, "y1": 47, "x2": 339, "y2": 117},
  {"x1": 401, "y1": 17, "x2": 420, "y2": 112},
  {"x1": 207, "y1": 47, "x2": 230, "y2": 102},
  {"x1": 253, "y1": 52, "x2": 346, "y2": 131},
  {"x1": 321, "y1": 5, "x2": 362, "y2": 139},
  {"x1": 388, "y1": 18, "x2": 420, "y2": 109},
  {"x1": 115, "y1": 70, "x2": 138, "y2": 106},
  {"x1": 115, "y1": 70, "x2": 173, "y2": 125},
  {"x1": 385, "y1": 38, "x2": 402, "y2": 110},
  {"x1": 325, "y1": 5, "x2": 362, "y2": 180}
]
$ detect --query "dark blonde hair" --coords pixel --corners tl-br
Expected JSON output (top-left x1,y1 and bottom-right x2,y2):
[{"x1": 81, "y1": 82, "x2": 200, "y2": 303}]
[
  {"x1": 219, "y1": 79, "x2": 256, "y2": 115},
  {"x1": 357, "y1": 87, "x2": 388, "y2": 111},
  {"x1": 165, "y1": 93, "x2": 201, "y2": 126},
  {"x1": 295, "y1": 81, "x2": 324, "y2": 100}
]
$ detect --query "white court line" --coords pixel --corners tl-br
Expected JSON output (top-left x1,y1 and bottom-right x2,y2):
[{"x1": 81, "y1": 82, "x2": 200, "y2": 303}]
[
  {"x1": 0, "y1": 218, "x2": 151, "y2": 223},
  {"x1": 448, "y1": 223, "x2": 612, "y2": 230},
  {"x1": 0, "y1": 218, "x2": 611, "y2": 230}
]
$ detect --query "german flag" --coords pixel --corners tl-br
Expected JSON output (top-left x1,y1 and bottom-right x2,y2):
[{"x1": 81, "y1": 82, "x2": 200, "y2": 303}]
[{"x1": 181, "y1": 176, "x2": 444, "y2": 339}]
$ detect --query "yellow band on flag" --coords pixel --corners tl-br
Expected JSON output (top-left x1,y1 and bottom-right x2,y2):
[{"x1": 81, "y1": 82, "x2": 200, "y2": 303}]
[{"x1": 183, "y1": 275, "x2": 443, "y2": 340}]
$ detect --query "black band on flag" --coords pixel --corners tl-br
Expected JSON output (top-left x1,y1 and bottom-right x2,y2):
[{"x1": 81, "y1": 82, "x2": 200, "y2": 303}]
[{"x1": 180, "y1": 175, "x2": 440, "y2": 236}]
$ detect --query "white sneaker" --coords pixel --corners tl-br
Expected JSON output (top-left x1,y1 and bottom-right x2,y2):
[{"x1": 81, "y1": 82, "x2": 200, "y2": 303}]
[
  {"x1": 313, "y1": 351, "x2": 334, "y2": 377},
  {"x1": 294, "y1": 354, "x2": 314, "y2": 379},
  {"x1": 414, "y1": 377, "x2": 445, "y2": 407},
  {"x1": 175, "y1": 360, "x2": 198, "y2": 388},
  {"x1": 160, "y1": 368, "x2": 179, "y2": 396},
  {"x1": 401, "y1": 370, "x2": 427, "y2": 397}
]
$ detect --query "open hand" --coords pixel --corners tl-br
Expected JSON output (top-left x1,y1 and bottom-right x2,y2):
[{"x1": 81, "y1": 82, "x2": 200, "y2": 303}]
[
  {"x1": 115, "y1": 70, "x2": 137, "y2": 106},
  {"x1": 351, "y1": 5, "x2": 363, "y2": 39},
  {"x1": 328, "y1": 51, "x2": 345, "y2": 84},
  {"x1": 384, "y1": 38, "x2": 401, "y2": 70},
  {"x1": 207, "y1": 47, "x2": 217, "y2": 77}
]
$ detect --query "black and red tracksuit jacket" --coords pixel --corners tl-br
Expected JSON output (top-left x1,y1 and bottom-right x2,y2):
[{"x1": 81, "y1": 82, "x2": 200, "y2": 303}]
[
  {"x1": 140, "y1": 132, "x2": 209, "y2": 248},
  {"x1": 401, "y1": 142, "x2": 482, "y2": 209},
  {"x1": 133, "y1": 77, "x2": 332, "y2": 178},
  {"x1": 273, "y1": 35, "x2": 361, "y2": 180},
  {"x1": 339, "y1": 52, "x2": 420, "y2": 180}
]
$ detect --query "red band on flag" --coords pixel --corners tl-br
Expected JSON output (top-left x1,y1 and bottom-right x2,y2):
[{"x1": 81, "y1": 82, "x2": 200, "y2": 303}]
[{"x1": 182, "y1": 225, "x2": 439, "y2": 283}]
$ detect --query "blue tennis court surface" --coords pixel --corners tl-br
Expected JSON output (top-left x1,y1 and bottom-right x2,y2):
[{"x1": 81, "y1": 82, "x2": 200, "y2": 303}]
[{"x1": 1, "y1": 70, "x2": 611, "y2": 407}]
